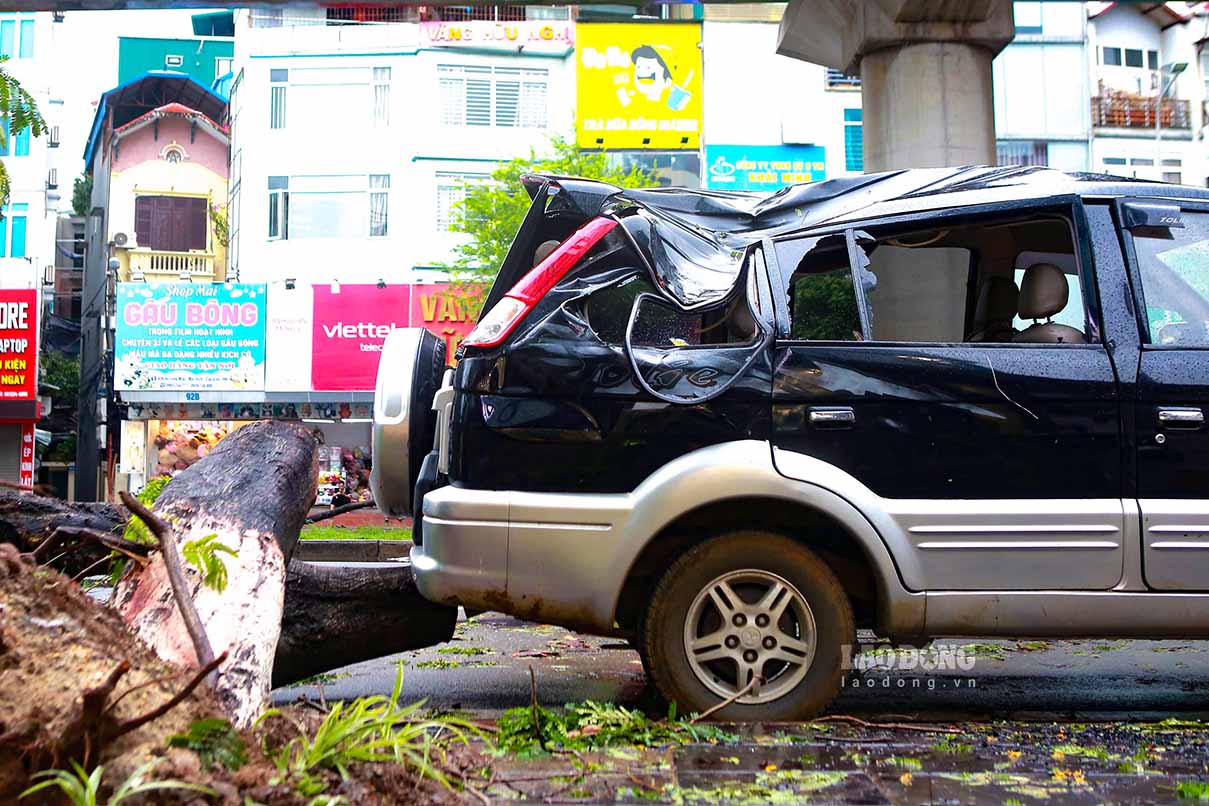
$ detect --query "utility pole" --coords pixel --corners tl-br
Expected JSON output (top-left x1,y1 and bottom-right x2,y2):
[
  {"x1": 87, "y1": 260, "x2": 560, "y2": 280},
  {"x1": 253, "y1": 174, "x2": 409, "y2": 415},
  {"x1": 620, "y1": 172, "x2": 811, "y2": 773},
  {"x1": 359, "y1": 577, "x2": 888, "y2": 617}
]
[{"x1": 1155, "y1": 60, "x2": 1188, "y2": 180}]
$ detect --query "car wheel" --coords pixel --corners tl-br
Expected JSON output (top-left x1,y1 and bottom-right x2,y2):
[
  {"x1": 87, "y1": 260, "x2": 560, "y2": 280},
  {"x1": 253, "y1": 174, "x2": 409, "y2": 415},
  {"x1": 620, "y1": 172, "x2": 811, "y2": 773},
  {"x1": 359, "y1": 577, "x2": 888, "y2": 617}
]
[{"x1": 640, "y1": 530, "x2": 854, "y2": 721}]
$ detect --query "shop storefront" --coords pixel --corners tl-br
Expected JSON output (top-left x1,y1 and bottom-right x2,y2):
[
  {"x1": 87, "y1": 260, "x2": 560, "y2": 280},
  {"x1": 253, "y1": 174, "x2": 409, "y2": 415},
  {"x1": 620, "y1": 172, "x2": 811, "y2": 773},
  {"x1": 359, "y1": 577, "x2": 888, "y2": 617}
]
[
  {"x1": 0, "y1": 287, "x2": 39, "y2": 488},
  {"x1": 114, "y1": 280, "x2": 472, "y2": 498}
]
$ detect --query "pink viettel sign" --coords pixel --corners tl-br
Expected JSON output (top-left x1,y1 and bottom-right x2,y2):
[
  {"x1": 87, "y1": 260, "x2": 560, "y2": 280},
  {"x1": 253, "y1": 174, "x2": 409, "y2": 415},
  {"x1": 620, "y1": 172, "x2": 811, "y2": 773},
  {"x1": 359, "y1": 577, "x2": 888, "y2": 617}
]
[
  {"x1": 420, "y1": 20, "x2": 574, "y2": 53},
  {"x1": 311, "y1": 284, "x2": 410, "y2": 391}
]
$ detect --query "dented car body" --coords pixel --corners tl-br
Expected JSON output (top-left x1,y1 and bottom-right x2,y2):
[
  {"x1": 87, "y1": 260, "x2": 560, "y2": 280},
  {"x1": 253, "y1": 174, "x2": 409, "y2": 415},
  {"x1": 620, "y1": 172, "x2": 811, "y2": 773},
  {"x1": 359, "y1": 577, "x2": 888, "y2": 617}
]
[{"x1": 374, "y1": 166, "x2": 1209, "y2": 719}]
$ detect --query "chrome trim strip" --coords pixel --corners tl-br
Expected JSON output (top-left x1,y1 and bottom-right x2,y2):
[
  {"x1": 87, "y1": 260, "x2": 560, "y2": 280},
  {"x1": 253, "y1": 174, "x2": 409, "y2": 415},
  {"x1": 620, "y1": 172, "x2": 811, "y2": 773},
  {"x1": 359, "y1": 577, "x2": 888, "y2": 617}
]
[
  {"x1": 917, "y1": 540, "x2": 1119, "y2": 550},
  {"x1": 1151, "y1": 541, "x2": 1209, "y2": 550},
  {"x1": 909, "y1": 524, "x2": 1119, "y2": 535},
  {"x1": 1149, "y1": 525, "x2": 1209, "y2": 534},
  {"x1": 424, "y1": 516, "x2": 612, "y2": 532}
]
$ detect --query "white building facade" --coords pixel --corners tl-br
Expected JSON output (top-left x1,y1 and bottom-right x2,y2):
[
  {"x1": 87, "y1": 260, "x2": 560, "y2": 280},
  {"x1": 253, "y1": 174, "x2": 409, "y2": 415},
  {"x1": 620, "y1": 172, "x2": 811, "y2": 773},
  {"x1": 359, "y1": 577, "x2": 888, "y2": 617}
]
[
  {"x1": 1086, "y1": 2, "x2": 1208, "y2": 186},
  {"x1": 228, "y1": 7, "x2": 575, "y2": 287}
]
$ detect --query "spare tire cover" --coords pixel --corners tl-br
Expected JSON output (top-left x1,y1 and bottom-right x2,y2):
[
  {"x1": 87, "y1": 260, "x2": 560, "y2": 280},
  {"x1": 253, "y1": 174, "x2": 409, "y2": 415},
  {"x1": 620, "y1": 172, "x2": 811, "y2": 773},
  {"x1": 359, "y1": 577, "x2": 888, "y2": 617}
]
[{"x1": 370, "y1": 328, "x2": 446, "y2": 517}]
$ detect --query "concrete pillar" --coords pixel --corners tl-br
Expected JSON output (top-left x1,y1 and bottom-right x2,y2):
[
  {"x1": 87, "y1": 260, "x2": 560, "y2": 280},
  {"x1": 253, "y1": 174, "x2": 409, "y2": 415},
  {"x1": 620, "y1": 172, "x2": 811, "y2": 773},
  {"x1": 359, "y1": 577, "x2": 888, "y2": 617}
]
[
  {"x1": 777, "y1": 0, "x2": 1015, "y2": 172},
  {"x1": 861, "y1": 42, "x2": 996, "y2": 171}
]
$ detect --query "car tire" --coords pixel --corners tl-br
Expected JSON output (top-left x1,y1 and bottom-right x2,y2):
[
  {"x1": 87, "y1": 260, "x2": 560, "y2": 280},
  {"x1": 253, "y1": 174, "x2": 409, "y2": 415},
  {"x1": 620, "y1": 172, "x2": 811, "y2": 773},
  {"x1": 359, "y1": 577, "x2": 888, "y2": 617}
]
[{"x1": 640, "y1": 530, "x2": 854, "y2": 721}]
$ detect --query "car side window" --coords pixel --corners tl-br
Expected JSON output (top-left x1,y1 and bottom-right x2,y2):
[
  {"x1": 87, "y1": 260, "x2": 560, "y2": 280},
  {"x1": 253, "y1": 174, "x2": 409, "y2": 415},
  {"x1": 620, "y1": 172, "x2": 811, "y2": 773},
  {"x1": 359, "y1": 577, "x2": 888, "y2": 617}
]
[
  {"x1": 776, "y1": 212, "x2": 1093, "y2": 345},
  {"x1": 1131, "y1": 211, "x2": 1209, "y2": 346},
  {"x1": 776, "y1": 236, "x2": 862, "y2": 341}
]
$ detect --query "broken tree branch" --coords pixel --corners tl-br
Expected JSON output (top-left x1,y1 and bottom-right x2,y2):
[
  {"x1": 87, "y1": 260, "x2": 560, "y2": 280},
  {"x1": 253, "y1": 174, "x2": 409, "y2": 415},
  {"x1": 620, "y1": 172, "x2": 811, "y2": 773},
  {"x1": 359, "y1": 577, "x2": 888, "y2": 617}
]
[
  {"x1": 690, "y1": 675, "x2": 764, "y2": 724},
  {"x1": 38, "y1": 526, "x2": 153, "y2": 564},
  {"x1": 118, "y1": 490, "x2": 216, "y2": 680},
  {"x1": 304, "y1": 500, "x2": 375, "y2": 524}
]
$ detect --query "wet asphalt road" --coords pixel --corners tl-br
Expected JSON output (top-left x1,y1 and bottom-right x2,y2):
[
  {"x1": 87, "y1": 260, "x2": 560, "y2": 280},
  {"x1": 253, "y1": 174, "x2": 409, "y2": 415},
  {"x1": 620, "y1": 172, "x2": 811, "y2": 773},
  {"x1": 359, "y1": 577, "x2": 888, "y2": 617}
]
[
  {"x1": 273, "y1": 610, "x2": 1209, "y2": 722},
  {"x1": 272, "y1": 611, "x2": 1209, "y2": 803}
]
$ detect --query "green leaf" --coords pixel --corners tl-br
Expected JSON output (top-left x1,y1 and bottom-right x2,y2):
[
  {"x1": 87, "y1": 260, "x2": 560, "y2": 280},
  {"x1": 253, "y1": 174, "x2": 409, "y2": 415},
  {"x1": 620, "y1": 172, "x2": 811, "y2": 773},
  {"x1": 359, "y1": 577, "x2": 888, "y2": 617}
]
[
  {"x1": 181, "y1": 533, "x2": 238, "y2": 593},
  {"x1": 168, "y1": 717, "x2": 248, "y2": 771}
]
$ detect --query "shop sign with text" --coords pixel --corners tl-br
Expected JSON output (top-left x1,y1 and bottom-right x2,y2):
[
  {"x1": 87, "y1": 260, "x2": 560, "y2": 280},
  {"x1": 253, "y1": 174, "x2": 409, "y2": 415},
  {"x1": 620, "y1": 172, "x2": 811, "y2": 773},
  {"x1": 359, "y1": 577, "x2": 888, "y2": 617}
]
[
  {"x1": 311, "y1": 284, "x2": 409, "y2": 391},
  {"x1": 577, "y1": 23, "x2": 702, "y2": 149},
  {"x1": 0, "y1": 288, "x2": 37, "y2": 400},
  {"x1": 705, "y1": 144, "x2": 826, "y2": 191},
  {"x1": 420, "y1": 20, "x2": 574, "y2": 54},
  {"x1": 115, "y1": 283, "x2": 267, "y2": 391},
  {"x1": 411, "y1": 283, "x2": 476, "y2": 359}
]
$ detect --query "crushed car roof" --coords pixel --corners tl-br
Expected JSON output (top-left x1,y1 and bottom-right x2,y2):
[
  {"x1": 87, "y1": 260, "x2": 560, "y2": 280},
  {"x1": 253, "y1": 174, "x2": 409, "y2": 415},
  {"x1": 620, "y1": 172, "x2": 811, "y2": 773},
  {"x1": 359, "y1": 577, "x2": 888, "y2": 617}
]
[{"x1": 526, "y1": 165, "x2": 1209, "y2": 310}]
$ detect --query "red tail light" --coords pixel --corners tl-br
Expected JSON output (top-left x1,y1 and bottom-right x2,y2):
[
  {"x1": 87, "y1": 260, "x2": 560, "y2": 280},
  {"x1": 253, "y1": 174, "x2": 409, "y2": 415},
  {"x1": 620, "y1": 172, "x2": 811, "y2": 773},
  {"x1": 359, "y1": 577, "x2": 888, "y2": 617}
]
[{"x1": 463, "y1": 217, "x2": 618, "y2": 348}]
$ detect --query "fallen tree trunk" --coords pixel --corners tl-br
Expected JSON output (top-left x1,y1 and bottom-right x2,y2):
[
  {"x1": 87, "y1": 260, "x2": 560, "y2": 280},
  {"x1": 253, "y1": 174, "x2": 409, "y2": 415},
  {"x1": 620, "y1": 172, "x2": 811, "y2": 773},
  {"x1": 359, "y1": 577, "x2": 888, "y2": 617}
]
[
  {"x1": 273, "y1": 560, "x2": 457, "y2": 687},
  {"x1": 0, "y1": 490, "x2": 125, "y2": 575},
  {"x1": 111, "y1": 420, "x2": 319, "y2": 727}
]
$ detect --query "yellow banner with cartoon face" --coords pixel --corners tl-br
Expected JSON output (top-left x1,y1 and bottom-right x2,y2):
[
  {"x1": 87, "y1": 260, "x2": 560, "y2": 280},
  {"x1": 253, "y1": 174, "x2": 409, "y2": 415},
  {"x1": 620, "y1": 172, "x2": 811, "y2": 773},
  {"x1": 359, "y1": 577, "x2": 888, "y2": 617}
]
[{"x1": 577, "y1": 23, "x2": 702, "y2": 150}]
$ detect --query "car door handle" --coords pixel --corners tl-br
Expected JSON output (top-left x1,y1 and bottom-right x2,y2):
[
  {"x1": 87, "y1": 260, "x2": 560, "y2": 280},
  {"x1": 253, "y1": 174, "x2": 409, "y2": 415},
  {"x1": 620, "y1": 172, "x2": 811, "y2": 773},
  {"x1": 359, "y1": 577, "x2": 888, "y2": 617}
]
[
  {"x1": 809, "y1": 407, "x2": 855, "y2": 428},
  {"x1": 1158, "y1": 407, "x2": 1204, "y2": 429}
]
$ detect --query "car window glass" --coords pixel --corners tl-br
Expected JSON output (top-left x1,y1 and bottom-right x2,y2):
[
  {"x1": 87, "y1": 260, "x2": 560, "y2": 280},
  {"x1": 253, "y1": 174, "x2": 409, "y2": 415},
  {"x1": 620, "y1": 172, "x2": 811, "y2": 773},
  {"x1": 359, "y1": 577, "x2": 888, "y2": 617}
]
[
  {"x1": 1132, "y1": 211, "x2": 1209, "y2": 345},
  {"x1": 789, "y1": 268, "x2": 862, "y2": 341},
  {"x1": 851, "y1": 215, "x2": 1086, "y2": 344}
]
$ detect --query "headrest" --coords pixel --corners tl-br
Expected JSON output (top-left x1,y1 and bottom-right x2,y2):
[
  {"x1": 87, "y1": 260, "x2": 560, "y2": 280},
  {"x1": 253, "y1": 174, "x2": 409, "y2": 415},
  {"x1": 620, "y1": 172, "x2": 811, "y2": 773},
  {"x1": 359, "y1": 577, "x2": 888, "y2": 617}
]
[
  {"x1": 981, "y1": 276, "x2": 1019, "y2": 321},
  {"x1": 1018, "y1": 263, "x2": 1068, "y2": 320}
]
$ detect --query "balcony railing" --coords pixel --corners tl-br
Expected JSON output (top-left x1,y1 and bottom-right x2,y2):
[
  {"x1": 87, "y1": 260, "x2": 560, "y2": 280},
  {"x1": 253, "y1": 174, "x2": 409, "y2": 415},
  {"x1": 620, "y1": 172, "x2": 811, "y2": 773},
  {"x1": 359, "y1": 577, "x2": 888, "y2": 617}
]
[
  {"x1": 128, "y1": 249, "x2": 216, "y2": 279},
  {"x1": 1092, "y1": 95, "x2": 1190, "y2": 130}
]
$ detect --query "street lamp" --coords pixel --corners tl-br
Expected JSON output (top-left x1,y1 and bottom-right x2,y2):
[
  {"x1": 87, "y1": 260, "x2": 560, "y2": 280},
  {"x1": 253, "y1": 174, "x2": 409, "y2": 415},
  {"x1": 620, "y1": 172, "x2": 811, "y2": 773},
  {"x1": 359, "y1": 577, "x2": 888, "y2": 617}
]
[{"x1": 1155, "y1": 61, "x2": 1188, "y2": 179}]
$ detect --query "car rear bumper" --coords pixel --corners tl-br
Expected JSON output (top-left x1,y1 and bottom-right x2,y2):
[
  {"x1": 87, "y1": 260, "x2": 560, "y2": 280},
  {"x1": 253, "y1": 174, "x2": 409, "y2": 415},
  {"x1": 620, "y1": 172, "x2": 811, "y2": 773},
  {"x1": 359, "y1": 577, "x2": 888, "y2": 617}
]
[{"x1": 411, "y1": 482, "x2": 632, "y2": 632}]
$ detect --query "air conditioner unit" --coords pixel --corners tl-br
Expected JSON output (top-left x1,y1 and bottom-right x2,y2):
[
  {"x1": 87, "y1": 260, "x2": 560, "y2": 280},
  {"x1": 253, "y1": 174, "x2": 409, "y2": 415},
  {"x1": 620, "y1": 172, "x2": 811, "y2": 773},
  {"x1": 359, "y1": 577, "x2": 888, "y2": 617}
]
[
  {"x1": 45, "y1": 168, "x2": 57, "y2": 190},
  {"x1": 112, "y1": 232, "x2": 129, "y2": 247}
]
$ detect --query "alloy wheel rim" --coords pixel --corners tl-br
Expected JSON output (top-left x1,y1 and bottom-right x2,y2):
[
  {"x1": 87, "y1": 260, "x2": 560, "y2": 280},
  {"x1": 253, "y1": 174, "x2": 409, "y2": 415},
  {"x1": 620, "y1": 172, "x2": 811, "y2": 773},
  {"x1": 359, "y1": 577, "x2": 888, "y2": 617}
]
[{"x1": 682, "y1": 569, "x2": 817, "y2": 705}]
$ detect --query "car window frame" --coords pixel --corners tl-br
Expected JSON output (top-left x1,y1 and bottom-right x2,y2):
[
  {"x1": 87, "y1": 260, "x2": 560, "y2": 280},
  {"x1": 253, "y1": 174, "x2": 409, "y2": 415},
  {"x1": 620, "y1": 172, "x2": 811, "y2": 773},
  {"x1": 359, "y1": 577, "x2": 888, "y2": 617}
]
[
  {"x1": 1115, "y1": 196, "x2": 1209, "y2": 351},
  {"x1": 771, "y1": 195, "x2": 1105, "y2": 349}
]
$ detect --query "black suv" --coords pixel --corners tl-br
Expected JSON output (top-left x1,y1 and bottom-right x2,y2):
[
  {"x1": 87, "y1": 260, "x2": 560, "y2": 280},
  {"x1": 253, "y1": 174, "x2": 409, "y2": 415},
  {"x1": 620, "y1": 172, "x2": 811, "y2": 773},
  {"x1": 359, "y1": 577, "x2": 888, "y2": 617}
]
[{"x1": 373, "y1": 166, "x2": 1209, "y2": 720}]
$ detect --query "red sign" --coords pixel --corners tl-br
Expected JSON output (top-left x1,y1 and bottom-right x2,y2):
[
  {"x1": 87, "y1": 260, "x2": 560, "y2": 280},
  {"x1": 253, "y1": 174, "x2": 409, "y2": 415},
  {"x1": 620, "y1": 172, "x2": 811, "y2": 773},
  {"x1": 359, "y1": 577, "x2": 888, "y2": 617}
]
[
  {"x1": 410, "y1": 283, "x2": 476, "y2": 360},
  {"x1": 0, "y1": 289, "x2": 36, "y2": 401},
  {"x1": 311, "y1": 284, "x2": 410, "y2": 391},
  {"x1": 18, "y1": 423, "x2": 34, "y2": 489}
]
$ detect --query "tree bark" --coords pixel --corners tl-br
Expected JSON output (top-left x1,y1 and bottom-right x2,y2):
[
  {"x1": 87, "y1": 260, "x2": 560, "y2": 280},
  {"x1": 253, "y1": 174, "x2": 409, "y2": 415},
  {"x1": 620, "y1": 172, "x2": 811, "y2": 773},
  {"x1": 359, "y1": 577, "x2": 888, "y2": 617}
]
[
  {"x1": 111, "y1": 420, "x2": 319, "y2": 727},
  {"x1": 273, "y1": 560, "x2": 457, "y2": 687},
  {"x1": 0, "y1": 491, "x2": 125, "y2": 574}
]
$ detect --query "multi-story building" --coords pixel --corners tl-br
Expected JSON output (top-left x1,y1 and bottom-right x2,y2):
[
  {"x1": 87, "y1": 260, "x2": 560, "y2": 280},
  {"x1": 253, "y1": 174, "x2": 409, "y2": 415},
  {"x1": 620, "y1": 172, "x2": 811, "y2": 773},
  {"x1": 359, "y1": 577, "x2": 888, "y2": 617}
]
[
  {"x1": 701, "y1": 5, "x2": 862, "y2": 189},
  {"x1": 118, "y1": 34, "x2": 234, "y2": 88},
  {"x1": 1087, "y1": 2, "x2": 1207, "y2": 185},
  {"x1": 993, "y1": 1, "x2": 1093, "y2": 170},
  {"x1": 228, "y1": 5, "x2": 575, "y2": 287},
  {"x1": 84, "y1": 75, "x2": 230, "y2": 284}
]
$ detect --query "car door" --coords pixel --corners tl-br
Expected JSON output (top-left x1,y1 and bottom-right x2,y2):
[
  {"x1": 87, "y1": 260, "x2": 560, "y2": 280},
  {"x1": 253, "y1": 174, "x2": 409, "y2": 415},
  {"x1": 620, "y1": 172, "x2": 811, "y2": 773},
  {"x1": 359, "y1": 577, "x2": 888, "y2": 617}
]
[
  {"x1": 767, "y1": 201, "x2": 1126, "y2": 592},
  {"x1": 1117, "y1": 199, "x2": 1209, "y2": 590}
]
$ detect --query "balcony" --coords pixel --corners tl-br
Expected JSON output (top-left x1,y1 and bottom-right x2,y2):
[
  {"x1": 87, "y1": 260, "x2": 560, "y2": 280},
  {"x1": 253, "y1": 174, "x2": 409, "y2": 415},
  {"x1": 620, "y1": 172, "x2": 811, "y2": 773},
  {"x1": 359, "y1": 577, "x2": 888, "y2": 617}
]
[
  {"x1": 128, "y1": 249, "x2": 217, "y2": 280},
  {"x1": 1092, "y1": 94, "x2": 1190, "y2": 130}
]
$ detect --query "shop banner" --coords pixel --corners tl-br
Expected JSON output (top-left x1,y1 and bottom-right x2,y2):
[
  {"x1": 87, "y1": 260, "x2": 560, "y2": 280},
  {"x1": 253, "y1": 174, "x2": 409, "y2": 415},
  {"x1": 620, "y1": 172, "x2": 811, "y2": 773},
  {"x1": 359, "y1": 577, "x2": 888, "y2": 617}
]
[
  {"x1": 0, "y1": 288, "x2": 37, "y2": 401},
  {"x1": 19, "y1": 423, "x2": 33, "y2": 489},
  {"x1": 264, "y1": 283, "x2": 314, "y2": 392},
  {"x1": 411, "y1": 283, "x2": 476, "y2": 359},
  {"x1": 115, "y1": 283, "x2": 267, "y2": 392},
  {"x1": 705, "y1": 144, "x2": 827, "y2": 191},
  {"x1": 577, "y1": 23, "x2": 702, "y2": 150},
  {"x1": 420, "y1": 20, "x2": 574, "y2": 54},
  {"x1": 311, "y1": 284, "x2": 410, "y2": 391}
]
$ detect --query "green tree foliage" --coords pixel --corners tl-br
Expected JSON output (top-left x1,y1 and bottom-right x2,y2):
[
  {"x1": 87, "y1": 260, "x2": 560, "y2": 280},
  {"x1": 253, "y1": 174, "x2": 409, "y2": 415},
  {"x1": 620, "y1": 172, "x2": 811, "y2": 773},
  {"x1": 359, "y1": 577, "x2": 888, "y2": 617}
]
[
  {"x1": 447, "y1": 134, "x2": 652, "y2": 314},
  {"x1": 40, "y1": 352, "x2": 80, "y2": 401},
  {"x1": 72, "y1": 174, "x2": 93, "y2": 217},
  {"x1": 791, "y1": 274, "x2": 862, "y2": 341},
  {"x1": 0, "y1": 57, "x2": 46, "y2": 208}
]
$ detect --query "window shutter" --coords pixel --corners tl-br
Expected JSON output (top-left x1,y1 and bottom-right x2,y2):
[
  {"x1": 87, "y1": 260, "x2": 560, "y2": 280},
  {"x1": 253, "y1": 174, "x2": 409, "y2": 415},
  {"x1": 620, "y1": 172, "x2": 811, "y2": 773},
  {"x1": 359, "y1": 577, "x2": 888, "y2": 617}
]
[
  {"x1": 186, "y1": 198, "x2": 208, "y2": 250},
  {"x1": 465, "y1": 68, "x2": 491, "y2": 126},
  {"x1": 134, "y1": 197, "x2": 153, "y2": 247}
]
